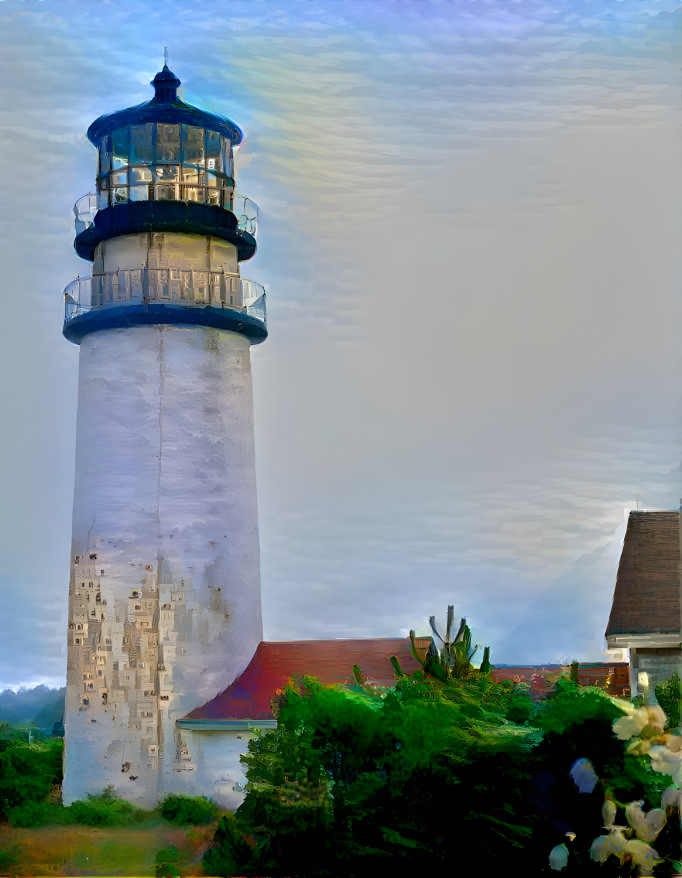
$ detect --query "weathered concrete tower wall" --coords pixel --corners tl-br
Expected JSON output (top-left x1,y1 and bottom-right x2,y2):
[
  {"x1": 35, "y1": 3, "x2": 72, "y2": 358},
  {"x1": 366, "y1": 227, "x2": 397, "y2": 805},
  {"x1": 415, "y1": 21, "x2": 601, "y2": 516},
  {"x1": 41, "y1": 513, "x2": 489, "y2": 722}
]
[
  {"x1": 62, "y1": 66, "x2": 266, "y2": 806},
  {"x1": 63, "y1": 325, "x2": 262, "y2": 805}
]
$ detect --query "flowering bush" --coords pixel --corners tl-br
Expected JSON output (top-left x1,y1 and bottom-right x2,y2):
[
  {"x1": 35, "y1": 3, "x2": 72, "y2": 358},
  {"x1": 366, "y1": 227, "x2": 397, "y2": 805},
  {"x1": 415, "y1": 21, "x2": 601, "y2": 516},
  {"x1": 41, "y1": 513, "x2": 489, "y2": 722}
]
[{"x1": 547, "y1": 700, "x2": 682, "y2": 876}]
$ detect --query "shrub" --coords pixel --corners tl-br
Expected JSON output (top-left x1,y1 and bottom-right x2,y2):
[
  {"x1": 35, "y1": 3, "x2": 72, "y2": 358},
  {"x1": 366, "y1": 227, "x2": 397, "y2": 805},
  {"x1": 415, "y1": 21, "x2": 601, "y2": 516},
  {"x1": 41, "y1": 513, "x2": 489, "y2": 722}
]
[
  {"x1": 0, "y1": 739, "x2": 63, "y2": 817},
  {"x1": 655, "y1": 672, "x2": 681, "y2": 728},
  {"x1": 6, "y1": 799, "x2": 66, "y2": 827},
  {"x1": 67, "y1": 790, "x2": 147, "y2": 826},
  {"x1": 154, "y1": 843, "x2": 183, "y2": 878},
  {"x1": 0, "y1": 842, "x2": 23, "y2": 877},
  {"x1": 160, "y1": 793, "x2": 218, "y2": 825}
]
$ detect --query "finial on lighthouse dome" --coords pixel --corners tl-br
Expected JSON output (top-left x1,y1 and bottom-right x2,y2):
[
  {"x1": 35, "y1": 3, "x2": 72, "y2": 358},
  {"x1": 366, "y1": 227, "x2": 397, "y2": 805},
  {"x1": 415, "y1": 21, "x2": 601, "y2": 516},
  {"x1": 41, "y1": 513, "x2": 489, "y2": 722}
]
[{"x1": 151, "y1": 63, "x2": 181, "y2": 103}]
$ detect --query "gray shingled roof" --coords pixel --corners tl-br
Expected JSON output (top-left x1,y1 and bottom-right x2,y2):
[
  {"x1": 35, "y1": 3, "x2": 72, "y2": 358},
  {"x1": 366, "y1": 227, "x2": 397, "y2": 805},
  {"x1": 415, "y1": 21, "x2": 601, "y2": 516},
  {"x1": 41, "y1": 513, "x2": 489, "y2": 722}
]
[{"x1": 606, "y1": 511, "x2": 681, "y2": 638}]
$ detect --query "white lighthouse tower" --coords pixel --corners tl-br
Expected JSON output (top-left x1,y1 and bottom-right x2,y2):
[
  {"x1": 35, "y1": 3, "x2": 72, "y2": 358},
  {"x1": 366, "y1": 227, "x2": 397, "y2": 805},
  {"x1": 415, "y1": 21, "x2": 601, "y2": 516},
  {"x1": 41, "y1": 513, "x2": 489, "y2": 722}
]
[{"x1": 62, "y1": 65, "x2": 266, "y2": 805}]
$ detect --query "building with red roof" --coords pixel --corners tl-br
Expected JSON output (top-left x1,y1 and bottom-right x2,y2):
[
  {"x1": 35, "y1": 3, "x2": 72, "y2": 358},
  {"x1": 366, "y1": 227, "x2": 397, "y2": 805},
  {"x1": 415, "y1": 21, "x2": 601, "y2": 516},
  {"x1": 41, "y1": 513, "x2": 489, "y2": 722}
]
[{"x1": 178, "y1": 637, "x2": 431, "y2": 730}]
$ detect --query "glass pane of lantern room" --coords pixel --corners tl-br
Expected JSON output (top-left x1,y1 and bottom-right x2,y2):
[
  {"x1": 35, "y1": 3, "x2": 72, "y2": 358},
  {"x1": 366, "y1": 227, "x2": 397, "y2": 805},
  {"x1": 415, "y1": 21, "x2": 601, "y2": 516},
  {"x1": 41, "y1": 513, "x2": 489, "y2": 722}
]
[
  {"x1": 112, "y1": 128, "x2": 129, "y2": 169},
  {"x1": 182, "y1": 125, "x2": 204, "y2": 167},
  {"x1": 205, "y1": 130, "x2": 222, "y2": 173},
  {"x1": 130, "y1": 124, "x2": 154, "y2": 165},
  {"x1": 99, "y1": 135, "x2": 112, "y2": 175},
  {"x1": 156, "y1": 124, "x2": 180, "y2": 163},
  {"x1": 221, "y1": 138, "x2": 233, "y2": 179}
]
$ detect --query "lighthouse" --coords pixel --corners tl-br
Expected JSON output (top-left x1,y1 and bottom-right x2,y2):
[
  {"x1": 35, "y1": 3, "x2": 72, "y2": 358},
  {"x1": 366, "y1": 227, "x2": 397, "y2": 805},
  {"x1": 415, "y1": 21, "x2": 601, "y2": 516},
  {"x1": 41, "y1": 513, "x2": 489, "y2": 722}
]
[{"x1": 62, "y1": 65, "x2": 266, "y2": 805}]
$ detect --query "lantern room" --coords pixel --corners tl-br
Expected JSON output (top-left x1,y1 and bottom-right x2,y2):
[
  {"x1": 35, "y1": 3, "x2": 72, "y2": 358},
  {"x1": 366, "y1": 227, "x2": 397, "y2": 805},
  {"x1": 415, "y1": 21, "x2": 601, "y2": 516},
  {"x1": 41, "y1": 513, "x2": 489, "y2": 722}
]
[{"x1": 73, "y1": 65, "x2": 258, "y2": 262}]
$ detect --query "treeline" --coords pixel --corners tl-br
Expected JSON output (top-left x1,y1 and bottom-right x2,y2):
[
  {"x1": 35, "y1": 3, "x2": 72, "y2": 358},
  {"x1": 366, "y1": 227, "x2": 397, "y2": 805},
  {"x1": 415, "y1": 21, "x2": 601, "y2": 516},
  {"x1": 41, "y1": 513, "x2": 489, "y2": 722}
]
[{"x1": 0, "y1": 685, "x2": 65, "y2": 729}]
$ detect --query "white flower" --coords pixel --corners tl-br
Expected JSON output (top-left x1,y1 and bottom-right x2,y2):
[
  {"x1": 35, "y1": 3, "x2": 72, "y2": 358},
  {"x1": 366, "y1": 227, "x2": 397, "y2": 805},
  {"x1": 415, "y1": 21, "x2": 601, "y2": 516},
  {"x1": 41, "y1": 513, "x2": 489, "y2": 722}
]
[
  {"x1": 602, "y1": 798, "x2": 617, "y2": 828},
  {"x1": 667, "y1": 734, "x2": 682, "y2": 753},
  {"x1": 590, "y1": 828, "x2": 629, "y2": 864},
  {"x1": 590, "y1": 835, "x2": 608, "y2": 863},
  {"x1": 613, "y1": 708, "x2": 649, "y2": 740},
  {"x1": 548, "y1": 843, "x2": 568, "y2": 871},
  {"x1": 649, "y1": 745, "x2": 682, "y2": 778},
  {"x1": 662, "y1": 786, "x2": 682, "y2": 810},
  {"x1": 647, "y1": 706, "x2": 667, "y2": 734},
  {"x1": 625, "y1": 801, "x2": 666, "y2": 843},
  {"x1": 624, "y1": 838, "x2": 662, "y2": 870},
  {"x1": 569, "y1": 757, "x2": 598, "y2": 793}
]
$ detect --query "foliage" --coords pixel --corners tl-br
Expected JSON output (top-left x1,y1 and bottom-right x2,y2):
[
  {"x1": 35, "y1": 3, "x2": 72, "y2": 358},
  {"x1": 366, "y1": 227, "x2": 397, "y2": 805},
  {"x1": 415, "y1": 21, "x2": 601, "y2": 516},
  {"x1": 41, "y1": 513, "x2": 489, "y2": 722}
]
[
  {"x1": 408, "y1": 606, "x2": 491, "y2": 682},
  {"x1": 154, "y1": 843, "x2": 184, "y2": 878},
  {"x1": 160, "y1": 793, "x2": 218, "y2": 825},
  {"x1": 204, "y1": 665, "x2": 543, "y2": 877},
  {"x1": 7, "y1": 787, "x2": 148, "y2": 828},
  {"x1": 204, "y1": 609, "x2": 682, "y2": 877},
  {"x1": 0, "y1": 738, "x2": 63, "y2": 818},
  {"x1": 654, "y1": 672, "x2": 681, "y2": 729},
  {"x1": 67, "y1": 789, "x2": 147, "y2": 826},
  {"x1": 5, "y1": 799, "x2": 63, "y2": 827},
  {"x1": 0, "y1": 841, "x2": 23, "y2": 876}
]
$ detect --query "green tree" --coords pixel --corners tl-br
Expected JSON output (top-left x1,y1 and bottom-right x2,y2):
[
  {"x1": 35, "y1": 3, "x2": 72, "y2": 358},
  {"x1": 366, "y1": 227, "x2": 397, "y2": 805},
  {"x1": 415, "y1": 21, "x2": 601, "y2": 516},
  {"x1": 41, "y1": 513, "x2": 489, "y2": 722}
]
[
  {"x1": 655, "y1": 672, "x2": 681, "y2": 728},
  {"x1": 160, "y1": 793, "x2": 218, "y2": 825},
  {"x1": 0, "y1": 738, "x2": 63, "y2": 818},
  {"x1": 204, "y1": 666, "x2": 541, "y2": 877}
]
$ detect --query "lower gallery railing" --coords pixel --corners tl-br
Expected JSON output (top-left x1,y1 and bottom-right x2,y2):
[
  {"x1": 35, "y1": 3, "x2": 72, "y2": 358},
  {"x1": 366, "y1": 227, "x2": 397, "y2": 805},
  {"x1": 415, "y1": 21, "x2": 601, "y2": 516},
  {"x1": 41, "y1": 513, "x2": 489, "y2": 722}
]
[{"x1": 64, "y1": 268, "x2": 266, "y2": 327}]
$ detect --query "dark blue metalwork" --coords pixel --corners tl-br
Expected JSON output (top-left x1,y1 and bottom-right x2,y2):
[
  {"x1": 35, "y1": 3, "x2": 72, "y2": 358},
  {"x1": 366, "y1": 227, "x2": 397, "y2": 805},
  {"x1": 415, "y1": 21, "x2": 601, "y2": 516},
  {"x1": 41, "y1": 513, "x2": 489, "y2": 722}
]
[
  {"x1": 63, "y1": 302, "x2": 267, "y2": 345},
  {"x1": 87, "y1": 66, "x2": 243, "y2": 147},
  {"x1": 74, "y1": 201, "x2": 257, "y2": 262}
]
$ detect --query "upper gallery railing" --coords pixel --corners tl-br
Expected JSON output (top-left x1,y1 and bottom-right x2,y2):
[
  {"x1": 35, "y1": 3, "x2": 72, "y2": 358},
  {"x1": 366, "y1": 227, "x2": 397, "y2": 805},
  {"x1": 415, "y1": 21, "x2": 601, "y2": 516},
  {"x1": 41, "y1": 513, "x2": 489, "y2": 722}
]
[{"x1": 73, "y1": 191, "x2": 259, "y2": 239}]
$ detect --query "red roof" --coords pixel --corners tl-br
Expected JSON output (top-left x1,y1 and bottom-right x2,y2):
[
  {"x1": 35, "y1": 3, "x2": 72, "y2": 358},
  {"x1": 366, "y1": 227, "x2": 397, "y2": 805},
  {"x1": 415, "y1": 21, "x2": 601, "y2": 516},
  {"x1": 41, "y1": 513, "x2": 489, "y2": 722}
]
[{"x1": 184, "y1": 637, "x2": 431, "y2": 722}]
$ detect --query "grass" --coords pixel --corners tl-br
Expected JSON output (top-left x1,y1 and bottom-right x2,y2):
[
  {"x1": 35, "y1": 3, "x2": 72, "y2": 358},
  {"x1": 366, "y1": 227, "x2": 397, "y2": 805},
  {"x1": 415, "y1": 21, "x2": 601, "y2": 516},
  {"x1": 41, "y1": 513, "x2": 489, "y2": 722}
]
[{"x1": 0, "y1": 817, "x2": 218, "y2": 876}]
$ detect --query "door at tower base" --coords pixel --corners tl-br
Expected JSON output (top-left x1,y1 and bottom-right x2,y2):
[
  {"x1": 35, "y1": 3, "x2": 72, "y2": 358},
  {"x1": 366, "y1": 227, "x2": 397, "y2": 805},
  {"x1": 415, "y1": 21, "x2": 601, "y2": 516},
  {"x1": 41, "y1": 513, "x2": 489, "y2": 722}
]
[{"x1": 63, "y1": 325, "x2": 263, "y2": 807}]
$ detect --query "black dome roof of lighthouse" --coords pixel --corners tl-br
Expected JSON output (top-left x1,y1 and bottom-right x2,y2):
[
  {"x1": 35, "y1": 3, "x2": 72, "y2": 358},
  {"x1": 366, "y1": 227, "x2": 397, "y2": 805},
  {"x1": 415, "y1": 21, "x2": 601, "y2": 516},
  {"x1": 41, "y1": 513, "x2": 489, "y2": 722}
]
[{"x1": 87, "y1": 65, "x2": 244, "y2": 147}]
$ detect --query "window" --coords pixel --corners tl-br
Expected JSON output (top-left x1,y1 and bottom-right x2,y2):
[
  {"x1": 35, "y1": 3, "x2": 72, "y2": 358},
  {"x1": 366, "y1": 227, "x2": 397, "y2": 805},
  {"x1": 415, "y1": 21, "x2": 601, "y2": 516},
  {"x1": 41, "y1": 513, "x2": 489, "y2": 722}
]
[
  {"x1": 130, "y1": 124, "x2": 153, "y2": 164},
  {"x1": 74, "y1": 556, "x2": 80, "y2": 564},
  {"x1": 89, "y1": 553, "x2": 97, "y2": 560},
  {"x1": 182, "y1": 125, "x2": 204, "y2": 167},
  {"x1": 112, "y1": 128, "x2": 128, "y2": 168},
  {"x1": 99, "y1": 134, "x2": 112, "y2": 174},
  {"x1": 95, "y1": 122, "x2": 235, "y2": 210}
]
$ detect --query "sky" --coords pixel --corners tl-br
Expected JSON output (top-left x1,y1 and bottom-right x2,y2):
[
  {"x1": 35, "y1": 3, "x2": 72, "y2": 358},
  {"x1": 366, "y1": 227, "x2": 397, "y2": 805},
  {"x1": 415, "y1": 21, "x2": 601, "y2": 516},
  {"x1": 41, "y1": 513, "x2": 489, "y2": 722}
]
[{"x1": 1, "y1": 0, "x2": 682, "y2": 689}]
